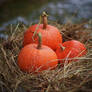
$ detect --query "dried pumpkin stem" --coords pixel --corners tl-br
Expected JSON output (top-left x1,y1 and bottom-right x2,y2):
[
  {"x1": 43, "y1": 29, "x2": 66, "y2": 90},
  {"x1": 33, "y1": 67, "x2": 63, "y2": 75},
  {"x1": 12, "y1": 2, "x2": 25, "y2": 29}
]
[
  {"x1": 37, "y1": 32, "x2": 42, "y2": 49},
  {"x1": 42, "y1": 12, "x2": 48, "y2": 29},
  {"x1": 60, "y1": 44, "x2": 66, "y2": 51}
]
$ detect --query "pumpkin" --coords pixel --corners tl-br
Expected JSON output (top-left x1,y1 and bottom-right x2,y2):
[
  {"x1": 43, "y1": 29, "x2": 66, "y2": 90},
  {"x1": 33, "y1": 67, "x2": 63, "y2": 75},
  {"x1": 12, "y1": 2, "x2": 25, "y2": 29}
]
[
  {"x1": 23, "y1": 12, "x2": 62, "y2": 50},
  {"x1": 56, "y1": 40, "x2": 87, "y2": 66},
  {"x1": 18, "y1": 33, "x2": 58, "y2": 73}
]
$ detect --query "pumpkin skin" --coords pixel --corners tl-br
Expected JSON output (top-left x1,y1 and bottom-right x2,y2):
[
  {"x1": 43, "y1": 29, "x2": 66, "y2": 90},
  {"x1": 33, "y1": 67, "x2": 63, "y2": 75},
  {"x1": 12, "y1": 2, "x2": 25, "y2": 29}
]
[
  {"x1": 56, "y1": 40, "x2": 87, "y2": 65},
  {"x1": 23, "y1": 24, "x2": 62, "y2": 50},
  {"x1": 17, "y1": 44, "x2": 58, "y2": 73}
]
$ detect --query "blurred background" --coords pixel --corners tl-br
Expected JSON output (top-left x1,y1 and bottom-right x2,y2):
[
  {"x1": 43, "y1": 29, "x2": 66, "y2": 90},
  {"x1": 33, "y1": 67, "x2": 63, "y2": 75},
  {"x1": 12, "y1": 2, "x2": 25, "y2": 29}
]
[{"x1": 0, "y1": 0, "x2": 92, "y2": 39}]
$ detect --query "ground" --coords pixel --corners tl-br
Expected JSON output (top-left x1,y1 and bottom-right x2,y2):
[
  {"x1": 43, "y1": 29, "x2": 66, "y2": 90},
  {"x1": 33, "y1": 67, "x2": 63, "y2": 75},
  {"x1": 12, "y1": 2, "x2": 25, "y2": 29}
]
[{"x1": 0, "y1": 21, "x2": 92, "y2": 92}]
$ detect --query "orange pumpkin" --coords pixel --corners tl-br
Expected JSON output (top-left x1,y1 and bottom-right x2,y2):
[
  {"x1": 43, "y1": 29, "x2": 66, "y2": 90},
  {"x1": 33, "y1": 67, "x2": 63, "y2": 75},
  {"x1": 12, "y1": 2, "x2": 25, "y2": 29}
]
[
  {"x1": 56, "y1": 40, "x2": 87, "y2": 66},
  {"x1": 18, "y1": 33, "x2": 58, "y2": 73},
  {"x1": 23, "y1": 12, "x2": 62, "y2": 50}
]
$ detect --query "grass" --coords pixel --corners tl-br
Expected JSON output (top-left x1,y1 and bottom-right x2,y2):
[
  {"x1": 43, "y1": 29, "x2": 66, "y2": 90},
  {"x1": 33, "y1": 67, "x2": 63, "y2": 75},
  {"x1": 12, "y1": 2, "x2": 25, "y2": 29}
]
[{"x1": 0, "y1": 21, "x2": 92, "y2": 92}]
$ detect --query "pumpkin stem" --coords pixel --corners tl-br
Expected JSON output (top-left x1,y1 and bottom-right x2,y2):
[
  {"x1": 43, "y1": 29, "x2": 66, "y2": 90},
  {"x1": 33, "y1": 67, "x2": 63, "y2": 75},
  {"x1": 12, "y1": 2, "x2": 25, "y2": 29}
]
[
  {"x1": 37, "y1": 32, "x2": 42, "y2": 49},
  {"x1": 42, "y1": 11, "x2": 48, "y2": 29},
  {"x1": 59, "y1": 44, "x2": 65, "y2": 51}
]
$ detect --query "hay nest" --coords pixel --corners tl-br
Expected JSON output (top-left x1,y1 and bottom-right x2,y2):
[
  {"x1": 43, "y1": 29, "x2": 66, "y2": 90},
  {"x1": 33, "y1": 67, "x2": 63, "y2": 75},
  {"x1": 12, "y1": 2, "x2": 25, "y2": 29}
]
[{"x1": 0, "y1": 22, "x2": 92, "y2": 92}]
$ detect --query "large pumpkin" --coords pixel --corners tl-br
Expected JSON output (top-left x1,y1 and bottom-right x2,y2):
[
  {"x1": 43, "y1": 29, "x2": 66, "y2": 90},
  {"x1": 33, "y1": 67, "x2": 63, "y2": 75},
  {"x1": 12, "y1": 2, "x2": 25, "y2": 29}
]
[
  {"x1": 18, "y1": 33, "x2": 58, "y2": 73},
  {"x1": 23, "y1": 12, "x2": 62, "y2": 50}
]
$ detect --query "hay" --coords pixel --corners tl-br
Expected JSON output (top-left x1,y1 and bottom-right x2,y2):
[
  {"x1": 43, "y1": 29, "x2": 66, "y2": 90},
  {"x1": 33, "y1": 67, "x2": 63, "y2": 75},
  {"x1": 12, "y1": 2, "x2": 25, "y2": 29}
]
[{"x1": 0, "y1": 22, "x2": 92, "y2": 92}]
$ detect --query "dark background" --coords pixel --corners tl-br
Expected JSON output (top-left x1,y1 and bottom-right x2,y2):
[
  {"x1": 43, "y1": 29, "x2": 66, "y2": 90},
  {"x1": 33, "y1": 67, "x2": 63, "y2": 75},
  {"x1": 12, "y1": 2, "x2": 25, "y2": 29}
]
[{"x1": 0, "y1": 0, "x2": 92, "y2": 39}]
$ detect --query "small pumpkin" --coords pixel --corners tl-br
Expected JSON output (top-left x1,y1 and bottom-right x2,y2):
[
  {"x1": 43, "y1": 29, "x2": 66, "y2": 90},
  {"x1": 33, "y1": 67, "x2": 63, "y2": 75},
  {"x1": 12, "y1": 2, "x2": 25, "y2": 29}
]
[
  {"x1": 23, "y1": 12, "x2": 62, "y2": 50},
  {"x1": 18, "y1": 33, "x2": 58, "y2": 73},
  {"x1": 56, "y1": 40, "x2": 87, "y2": 66}
]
